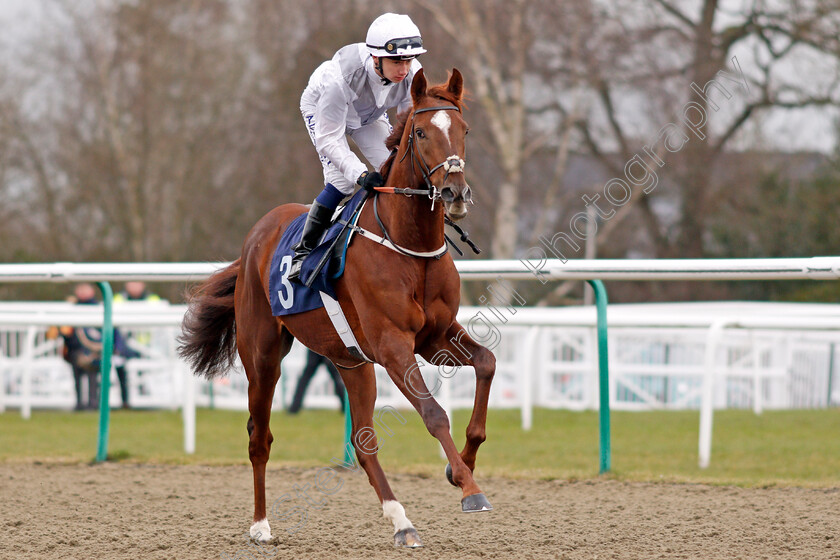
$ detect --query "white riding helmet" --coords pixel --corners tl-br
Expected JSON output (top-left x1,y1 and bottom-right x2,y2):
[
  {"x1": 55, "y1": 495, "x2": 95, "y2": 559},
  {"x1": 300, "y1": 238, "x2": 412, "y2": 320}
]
[{"x1": 365, "y1": 13, "x2": 427, "y2": 59}]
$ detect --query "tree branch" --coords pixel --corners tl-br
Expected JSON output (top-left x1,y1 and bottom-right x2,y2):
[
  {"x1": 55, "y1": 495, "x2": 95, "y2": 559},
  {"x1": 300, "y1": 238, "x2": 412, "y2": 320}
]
[
  {"x1": 596, "y1": 80, "x2": 630, "y2": 161},
  {"x1": 652, "y1": 0, "x2": 695, "y2": 29}
]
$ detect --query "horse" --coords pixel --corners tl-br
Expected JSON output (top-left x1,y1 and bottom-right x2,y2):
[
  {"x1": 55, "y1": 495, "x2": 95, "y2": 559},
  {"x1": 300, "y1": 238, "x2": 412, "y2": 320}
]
[{"x1": 178, "y1": 68, "x2": 496, "y2": 548}]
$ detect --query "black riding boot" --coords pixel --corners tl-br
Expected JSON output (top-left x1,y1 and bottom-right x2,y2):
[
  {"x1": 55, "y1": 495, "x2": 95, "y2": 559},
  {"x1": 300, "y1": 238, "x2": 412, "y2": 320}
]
[{"x1": 288, "y1": 200, "x2": 334, "y2": 282}]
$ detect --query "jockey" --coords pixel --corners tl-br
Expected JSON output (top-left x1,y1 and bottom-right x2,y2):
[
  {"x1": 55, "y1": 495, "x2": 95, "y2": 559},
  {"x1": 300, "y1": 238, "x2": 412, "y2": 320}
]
[{"x1": 289, "y1": 12, "x2": 426, "y2": 282}]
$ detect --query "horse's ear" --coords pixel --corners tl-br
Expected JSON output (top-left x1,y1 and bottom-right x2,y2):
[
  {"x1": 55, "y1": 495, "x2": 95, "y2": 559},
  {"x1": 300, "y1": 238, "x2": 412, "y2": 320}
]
[
  {"x1": 411, "y1": 68, "x2": 427, "y2": 104},
  {"x1": 447, "y1": 68, "x2": 464, "y2": 100}
]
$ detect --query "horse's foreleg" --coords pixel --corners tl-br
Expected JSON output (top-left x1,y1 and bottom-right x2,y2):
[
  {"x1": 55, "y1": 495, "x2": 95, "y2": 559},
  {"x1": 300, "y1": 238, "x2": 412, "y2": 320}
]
[
  {"x1": 424, "y1": 323, "x2": 496, "y2": 473},
  {"x1": 380, "y1": 345, "x2": 492, "y2": 513},
  {"x1": 338, "y1": 363, "x2": 422, "y2": 548},
  {"x1": 241, "y1": 322, "x2": 292, "y2": 543}
]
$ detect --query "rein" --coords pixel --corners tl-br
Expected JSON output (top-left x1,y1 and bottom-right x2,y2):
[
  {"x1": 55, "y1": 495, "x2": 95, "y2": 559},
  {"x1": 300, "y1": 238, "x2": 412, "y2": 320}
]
[{"x1": 371, "y1": 193, "x2": 447, "y2": 259}]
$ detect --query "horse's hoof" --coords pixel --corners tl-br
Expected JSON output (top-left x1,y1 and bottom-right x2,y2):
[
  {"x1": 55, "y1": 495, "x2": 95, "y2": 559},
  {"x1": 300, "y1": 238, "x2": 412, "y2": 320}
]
[
  {"x1": 394, "y1": 527, "x2": 423, "y2": 548},
  {"x1": 461, "y1": 492, "x2": 493, "y2": 513},
  {"x1": 445, "y1": 463, "x2": 457, "y2": 487},
  {"x1": 249, "y1": 519, "x2": 272, "y2": 542}
]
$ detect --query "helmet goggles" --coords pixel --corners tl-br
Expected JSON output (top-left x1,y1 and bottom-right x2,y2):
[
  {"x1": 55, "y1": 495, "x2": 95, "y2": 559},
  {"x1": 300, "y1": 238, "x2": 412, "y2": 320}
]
[{"x1": 367, "y1": 36, "x2": 424, "y2": 59}]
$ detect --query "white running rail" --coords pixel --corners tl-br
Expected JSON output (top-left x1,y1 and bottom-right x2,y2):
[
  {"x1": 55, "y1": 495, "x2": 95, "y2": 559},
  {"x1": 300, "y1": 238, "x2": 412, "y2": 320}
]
[{"x1": 2, "y1": 257, "x2": 840, "y2": 469}]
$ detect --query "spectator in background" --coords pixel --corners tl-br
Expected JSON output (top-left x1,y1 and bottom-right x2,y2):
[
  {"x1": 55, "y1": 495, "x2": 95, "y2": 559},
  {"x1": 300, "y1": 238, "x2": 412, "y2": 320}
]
[
  {"x1": 48, "y1": 283, "x2": 136, "y2": 411},
  {"x1": 48, "y1": 283, "x2": 103, "y2": 410},
  {"x1": 287, "y1": 349, "x2": 346, "y2": 414},
  {"x1": 114, "y1": 281, "x2": 161, "y2": 305},
  {"x1": 113, "y1": 281, "x2": 161, "y2": 408}
]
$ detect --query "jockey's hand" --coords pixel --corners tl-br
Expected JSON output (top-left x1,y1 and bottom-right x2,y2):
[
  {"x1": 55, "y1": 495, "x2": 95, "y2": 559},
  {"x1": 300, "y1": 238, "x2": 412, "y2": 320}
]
[{"x1": 357, "y1": 171, "x2": 385, "y2": 192}]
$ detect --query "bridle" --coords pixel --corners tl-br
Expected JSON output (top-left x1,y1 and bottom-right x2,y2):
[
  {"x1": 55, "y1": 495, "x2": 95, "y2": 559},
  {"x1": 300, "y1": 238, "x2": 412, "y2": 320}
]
[
  {"x1": 363, "y1": 103, "x2": 480, "y2": 258},
  {"x1": 306, "y1": 102, "x2": 478, "y2": 291},
  {"x1": 404, "y1": 104, "x2": 466, "y2": 200},
  {"x1": 376, "y1": 104, "x2": 467, "y2": 208}
]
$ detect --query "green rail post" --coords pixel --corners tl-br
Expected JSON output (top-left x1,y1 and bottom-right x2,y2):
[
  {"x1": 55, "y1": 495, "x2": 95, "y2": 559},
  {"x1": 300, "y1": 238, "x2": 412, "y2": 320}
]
[
  {"x1": 586, "y1": 279, "x2": 611, "y2": 474},
  {"x1": 343, "y1": 391, "x2": 353, "y2": 464},
  {"x1": 95, "y1": 281, "x2": 115, "y2": 462}
]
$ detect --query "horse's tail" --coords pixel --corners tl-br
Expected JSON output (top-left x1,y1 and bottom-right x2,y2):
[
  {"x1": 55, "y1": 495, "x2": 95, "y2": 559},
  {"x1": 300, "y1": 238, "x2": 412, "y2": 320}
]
[{"x1": 178, "y1": 259, "x2": 240, "y2": 379}]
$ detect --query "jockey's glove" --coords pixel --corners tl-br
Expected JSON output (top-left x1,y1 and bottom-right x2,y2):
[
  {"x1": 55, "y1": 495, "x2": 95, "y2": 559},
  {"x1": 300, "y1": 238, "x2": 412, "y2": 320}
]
[{"x1": 357, "y1": 171, "x2": 385, "y2": 192}]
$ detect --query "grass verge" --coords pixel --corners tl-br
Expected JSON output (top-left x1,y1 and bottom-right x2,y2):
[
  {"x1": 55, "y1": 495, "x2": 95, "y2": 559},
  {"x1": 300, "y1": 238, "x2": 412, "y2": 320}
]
[{"x1": 1, "y1": 407, "x2": 838, "y2": 487}]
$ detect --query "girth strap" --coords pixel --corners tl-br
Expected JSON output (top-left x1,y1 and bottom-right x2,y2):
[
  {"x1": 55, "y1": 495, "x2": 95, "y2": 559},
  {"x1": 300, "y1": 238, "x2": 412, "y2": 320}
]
[{"x1": 319, "y1": 291, "x2": 374, "y2": 364}]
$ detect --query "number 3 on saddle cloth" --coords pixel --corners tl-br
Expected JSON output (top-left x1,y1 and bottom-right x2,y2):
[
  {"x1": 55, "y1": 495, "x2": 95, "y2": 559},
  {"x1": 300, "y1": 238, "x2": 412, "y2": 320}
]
[{"x1": 269, "y1": 189, "x2": 368, "y2": 317}]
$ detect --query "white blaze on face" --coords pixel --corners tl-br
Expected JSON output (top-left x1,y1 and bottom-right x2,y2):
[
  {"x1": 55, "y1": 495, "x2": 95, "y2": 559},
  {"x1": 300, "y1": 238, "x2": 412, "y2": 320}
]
[{"x1": 431, "y1": 110, "x2": 452, "y2": 148}]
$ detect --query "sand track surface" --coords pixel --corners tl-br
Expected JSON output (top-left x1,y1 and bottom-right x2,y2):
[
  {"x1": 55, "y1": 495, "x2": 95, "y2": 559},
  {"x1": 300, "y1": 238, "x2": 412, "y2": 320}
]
[{"x1": 1, "y1": 463, "x2": 838, "y2": 559}]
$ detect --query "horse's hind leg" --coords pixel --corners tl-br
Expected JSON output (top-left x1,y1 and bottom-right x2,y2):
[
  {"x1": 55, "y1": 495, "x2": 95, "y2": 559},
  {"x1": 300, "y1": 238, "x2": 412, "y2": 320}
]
[
  {"x1": 337, "y1": 362, "x2": 422, "y2": 548},
  {"x1": 422, "y1": 322, "x2": 495, "y2": 474},
  {"x1": 239, "y1": 315, "x2": 293, "y2": 543}
]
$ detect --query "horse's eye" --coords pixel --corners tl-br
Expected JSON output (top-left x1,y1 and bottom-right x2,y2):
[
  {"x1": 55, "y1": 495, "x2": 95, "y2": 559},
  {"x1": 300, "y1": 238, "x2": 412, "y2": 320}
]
[{"x1": 415, "y1": 128, "x2": 425, "y2": 139}]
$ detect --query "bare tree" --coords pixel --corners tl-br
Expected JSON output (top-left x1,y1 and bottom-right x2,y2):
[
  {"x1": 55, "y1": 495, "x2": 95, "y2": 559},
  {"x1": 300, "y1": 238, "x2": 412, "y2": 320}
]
[
  {"x1": 3, "y1": 0, "x2": 838, "y2": 305},
  {"x1": 414, "y1": 0, "x2": 595, "y2": 259},
  {"x1": 2, "y1": 0, "x2": 265, "y2": 263},
  {"x1": 579, "y1": 0, "x2": 840, "y2": 260}
]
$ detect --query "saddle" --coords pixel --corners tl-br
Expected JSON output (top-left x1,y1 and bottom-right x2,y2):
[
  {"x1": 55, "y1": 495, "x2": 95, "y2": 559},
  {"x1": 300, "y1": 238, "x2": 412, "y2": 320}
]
[
  {"x1": 268, "y1": 188, "x2": 478, "y2": 362},
  {"x1": 268, "y1": 189, "x2": 368, "y2": 317}
]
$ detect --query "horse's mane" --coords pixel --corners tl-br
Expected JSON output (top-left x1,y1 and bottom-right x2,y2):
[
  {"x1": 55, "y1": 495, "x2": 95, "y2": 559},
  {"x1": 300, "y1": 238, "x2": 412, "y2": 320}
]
[{"x1": 379, "y1": 82, "x2": 465, "y2": 180}]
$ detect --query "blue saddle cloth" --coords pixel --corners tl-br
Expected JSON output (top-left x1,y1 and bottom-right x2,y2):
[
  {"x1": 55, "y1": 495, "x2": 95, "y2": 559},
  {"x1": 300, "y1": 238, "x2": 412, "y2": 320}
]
[{"x1": 269, "y1": 190, "x2": 367, "y2": 316}]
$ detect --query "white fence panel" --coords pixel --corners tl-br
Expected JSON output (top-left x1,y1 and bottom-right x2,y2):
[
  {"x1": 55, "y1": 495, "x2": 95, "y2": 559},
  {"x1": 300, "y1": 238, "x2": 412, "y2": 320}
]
[{"x1": 3, "y1": 302, "x2": 839, "y2": 415}]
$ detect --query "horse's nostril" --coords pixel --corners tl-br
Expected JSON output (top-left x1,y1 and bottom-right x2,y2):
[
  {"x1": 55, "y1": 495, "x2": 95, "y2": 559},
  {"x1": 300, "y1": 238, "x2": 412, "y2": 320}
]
[{"x1": 440, "y1": 187, "x2": 456, "y2": 203}]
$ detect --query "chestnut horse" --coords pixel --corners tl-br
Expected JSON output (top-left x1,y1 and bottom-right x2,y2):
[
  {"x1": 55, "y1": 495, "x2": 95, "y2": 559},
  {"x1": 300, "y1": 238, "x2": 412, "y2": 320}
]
[{"x1": 178, "y1": 68, "x2": 495, "y2": 548}]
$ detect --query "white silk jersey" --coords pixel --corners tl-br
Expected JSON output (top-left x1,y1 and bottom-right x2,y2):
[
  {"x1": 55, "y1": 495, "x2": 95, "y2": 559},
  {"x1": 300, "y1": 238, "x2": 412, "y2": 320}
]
[{"x1": 300, "y1": 43, "x2": 422, "y2": 187}]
